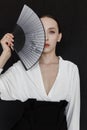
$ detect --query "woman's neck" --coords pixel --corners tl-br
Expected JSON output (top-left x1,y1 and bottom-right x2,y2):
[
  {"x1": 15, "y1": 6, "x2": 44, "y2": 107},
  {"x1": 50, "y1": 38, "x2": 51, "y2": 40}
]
[{"x1": 39, "y1": 53, "x2": 59, "y2": 64}]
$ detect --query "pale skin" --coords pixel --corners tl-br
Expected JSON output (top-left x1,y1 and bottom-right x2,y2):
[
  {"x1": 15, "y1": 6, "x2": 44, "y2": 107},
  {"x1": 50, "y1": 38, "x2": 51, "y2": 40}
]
[
  {"x1": 0, "y1": 33, "x2": 14, "y2": 68},
  {"x1": 0, "y1": 16, "x2": 62, "y2": 95},
  {"x1": 39, "y1": 17, "x2": 62, "y2": 95}
]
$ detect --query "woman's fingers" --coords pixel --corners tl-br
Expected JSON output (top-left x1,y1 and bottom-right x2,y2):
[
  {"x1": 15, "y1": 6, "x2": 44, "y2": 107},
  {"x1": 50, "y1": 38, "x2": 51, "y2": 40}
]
[
  {"x1": 5, "y1": 33, "x2": 14, "y2": 43},
  {"x1": 4, "y1": 33, "x2": 14, "y2": 38},
  {"x1": 0, "y1": 33, "x2": 14, "y2": 68},
  {"x1": 1, "y1": 33, "x2": 14, "y2": 50}
]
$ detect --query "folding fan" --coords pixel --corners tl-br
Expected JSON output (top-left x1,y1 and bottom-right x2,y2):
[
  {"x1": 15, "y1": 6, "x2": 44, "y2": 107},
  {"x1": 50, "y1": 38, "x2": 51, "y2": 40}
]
[{"x1": 13, "y1": 4, "x2": 45, "y2": 70}]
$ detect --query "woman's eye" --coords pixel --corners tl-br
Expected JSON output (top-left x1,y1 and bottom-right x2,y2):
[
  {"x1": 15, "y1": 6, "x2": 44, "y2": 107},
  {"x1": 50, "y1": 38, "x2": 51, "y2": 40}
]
[{"x1": 50, "y1": 31, "x2": 55, "y2": 34}]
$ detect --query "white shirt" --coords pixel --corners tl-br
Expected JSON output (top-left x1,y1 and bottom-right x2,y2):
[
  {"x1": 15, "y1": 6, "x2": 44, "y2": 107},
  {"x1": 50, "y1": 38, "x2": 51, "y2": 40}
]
[{"x1": 0, "y1": 56, "x2": 80, "y2": 130}]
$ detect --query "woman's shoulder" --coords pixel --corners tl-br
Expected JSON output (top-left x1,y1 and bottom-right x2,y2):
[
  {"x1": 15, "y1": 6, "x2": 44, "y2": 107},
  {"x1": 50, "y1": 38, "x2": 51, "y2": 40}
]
[{"x1": 59, "y1": 56, "x2": 79, "y2": 72}]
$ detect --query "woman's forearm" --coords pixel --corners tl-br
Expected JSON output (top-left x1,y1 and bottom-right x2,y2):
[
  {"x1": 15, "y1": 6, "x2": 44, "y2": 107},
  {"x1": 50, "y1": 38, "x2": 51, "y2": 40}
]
[{"x1": 0, "y1": 50, "x2": 11, "y2": 68}]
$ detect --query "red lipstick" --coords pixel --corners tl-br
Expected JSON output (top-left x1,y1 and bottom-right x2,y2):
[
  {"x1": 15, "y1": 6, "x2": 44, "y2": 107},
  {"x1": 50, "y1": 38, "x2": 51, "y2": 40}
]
[{"x1": 44, "y1": 43, "x2": 50, "y2": 48}]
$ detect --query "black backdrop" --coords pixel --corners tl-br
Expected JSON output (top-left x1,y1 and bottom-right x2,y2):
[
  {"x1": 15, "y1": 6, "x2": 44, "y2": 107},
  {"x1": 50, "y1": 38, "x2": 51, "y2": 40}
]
[{"x1": 0, "y1": 0, "x2": 87, "y2": 130}]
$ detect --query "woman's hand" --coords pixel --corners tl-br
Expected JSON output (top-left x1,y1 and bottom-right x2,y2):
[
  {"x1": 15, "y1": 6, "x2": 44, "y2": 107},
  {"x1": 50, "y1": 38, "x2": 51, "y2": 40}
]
[
  {"x1": 0, "y1": 33, "x2": 14, "y2": 51},
  {"x1": 0, "y1": 33, "x2": 14, "y2": 68}
]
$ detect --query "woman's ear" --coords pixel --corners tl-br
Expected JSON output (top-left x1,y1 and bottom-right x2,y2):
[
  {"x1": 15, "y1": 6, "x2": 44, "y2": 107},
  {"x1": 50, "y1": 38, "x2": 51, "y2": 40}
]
[{"x1": 57, "y1": 33, "x2": 62, "y2": 42}]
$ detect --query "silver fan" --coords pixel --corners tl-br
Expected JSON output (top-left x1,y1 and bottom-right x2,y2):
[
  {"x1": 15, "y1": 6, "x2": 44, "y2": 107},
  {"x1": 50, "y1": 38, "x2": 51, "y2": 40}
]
[{"x1": 13, "y1": 4, "x2": 45, "y2": 70}]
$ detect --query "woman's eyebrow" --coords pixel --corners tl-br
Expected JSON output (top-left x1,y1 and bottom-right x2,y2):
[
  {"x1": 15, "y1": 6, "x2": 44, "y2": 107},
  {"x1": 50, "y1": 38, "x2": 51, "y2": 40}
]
[{"x1": 48, "y1": 27, "x2": 56, "y2": 30}]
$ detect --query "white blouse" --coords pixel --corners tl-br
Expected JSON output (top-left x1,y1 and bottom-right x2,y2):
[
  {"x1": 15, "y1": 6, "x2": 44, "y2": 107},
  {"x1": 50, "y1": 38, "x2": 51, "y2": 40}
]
[{"x1": 0, "y1": 56, "x2": 80, "y2": 130}]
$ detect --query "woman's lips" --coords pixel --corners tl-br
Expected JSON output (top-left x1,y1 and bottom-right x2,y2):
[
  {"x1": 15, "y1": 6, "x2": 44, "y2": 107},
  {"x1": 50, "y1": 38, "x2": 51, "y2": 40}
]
[{"x1": 44, "y1": 43, "x2": 50, "y2": 48}]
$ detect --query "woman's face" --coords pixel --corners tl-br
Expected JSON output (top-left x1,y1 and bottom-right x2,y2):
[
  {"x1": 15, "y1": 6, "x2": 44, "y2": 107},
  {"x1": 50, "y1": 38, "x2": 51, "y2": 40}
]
[{"x1": 41, "y1": 16, "x2": 62, "y2": 54}]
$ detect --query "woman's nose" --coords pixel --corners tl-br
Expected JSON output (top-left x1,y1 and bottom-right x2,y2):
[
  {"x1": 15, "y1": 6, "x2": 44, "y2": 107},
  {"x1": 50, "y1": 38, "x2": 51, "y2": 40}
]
[{"x1": 46, "y1": 33, "x2": 49, "y2": 41}]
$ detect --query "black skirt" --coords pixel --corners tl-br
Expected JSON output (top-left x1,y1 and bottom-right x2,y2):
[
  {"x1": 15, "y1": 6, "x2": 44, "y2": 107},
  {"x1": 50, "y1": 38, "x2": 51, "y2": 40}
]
[{"x1": 0, "y1": 99, "x2": 68, "y2": 130}]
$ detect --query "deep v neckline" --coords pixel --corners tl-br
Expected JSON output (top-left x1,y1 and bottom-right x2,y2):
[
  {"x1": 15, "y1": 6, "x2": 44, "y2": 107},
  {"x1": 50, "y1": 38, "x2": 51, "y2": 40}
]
[{"x1": 37, "y1": 57, "x2": 61, "y2": 97}]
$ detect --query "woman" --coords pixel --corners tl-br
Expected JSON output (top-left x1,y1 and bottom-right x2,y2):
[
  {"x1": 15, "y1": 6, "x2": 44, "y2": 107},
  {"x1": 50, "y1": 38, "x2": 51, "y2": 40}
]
[{"x1": 0, "y1": 15, "x2": 80, "y2": 130}]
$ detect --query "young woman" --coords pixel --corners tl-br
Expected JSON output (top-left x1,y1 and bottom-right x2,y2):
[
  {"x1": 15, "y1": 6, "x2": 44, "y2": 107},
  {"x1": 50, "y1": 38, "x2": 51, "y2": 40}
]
[{"x1": 0, "y1": 15, "x2": 80, "y2": 130}]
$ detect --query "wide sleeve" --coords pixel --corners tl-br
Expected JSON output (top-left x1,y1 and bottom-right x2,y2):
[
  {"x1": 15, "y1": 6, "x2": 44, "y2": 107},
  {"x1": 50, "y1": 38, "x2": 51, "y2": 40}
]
[
  {"x1": 66, "y1": 65, "x2": 80, "y2": 130},
  {"x1": 0, "y1": 67, "x2": 14, "y2": 100},
  {"x1": 0, "y1": 61, "x2": 24, "y2": 100}
]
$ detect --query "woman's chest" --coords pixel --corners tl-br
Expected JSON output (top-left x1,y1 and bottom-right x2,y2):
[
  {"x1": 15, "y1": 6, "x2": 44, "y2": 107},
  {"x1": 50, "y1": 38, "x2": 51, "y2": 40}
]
[{"x1": 39, "y1": 64, "x2": 59, "y2": 95}]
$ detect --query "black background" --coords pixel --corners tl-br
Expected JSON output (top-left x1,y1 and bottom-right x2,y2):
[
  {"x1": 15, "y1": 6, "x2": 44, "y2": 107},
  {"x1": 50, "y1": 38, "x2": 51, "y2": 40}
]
[{"x1": 0, "y1": 0, "x2": 87, "y2": 130}]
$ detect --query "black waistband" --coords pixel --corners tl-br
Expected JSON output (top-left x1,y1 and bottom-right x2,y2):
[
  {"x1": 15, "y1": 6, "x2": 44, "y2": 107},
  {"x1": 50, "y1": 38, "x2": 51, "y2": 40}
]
[
  {"x1": 13, "y1": 99, "x2": 68, "y2": 130},
  {"x1": 0, "y1": 99, "x2": 68, "y2": 130}
]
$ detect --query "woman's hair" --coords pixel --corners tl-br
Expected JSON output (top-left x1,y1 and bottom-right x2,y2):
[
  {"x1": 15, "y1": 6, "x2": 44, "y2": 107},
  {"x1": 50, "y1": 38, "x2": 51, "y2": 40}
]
[{"x1": 40, "y1": 14, "x2": 61, "y2": 33}]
